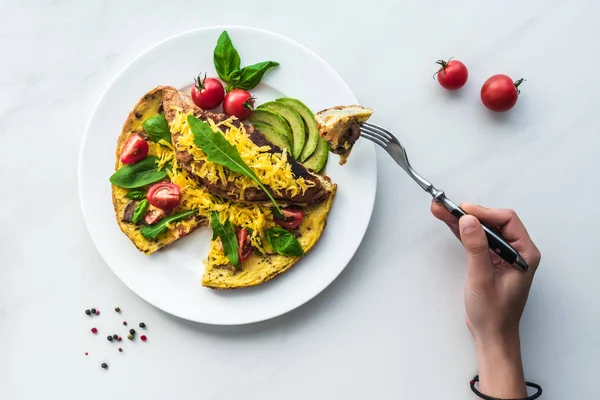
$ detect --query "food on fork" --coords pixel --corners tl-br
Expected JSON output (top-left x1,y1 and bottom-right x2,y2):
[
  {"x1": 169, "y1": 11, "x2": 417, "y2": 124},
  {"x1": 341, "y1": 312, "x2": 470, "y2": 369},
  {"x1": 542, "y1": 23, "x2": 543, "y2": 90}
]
[{"x1": 315, "y1": 105, "x2": 373, "y2": 165}]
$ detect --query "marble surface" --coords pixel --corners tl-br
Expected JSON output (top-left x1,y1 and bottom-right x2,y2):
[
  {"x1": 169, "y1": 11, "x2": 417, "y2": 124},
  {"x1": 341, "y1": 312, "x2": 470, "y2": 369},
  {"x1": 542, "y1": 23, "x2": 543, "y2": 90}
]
[{"x1": 2, "y1": 0, "x2": 599, "y2": 399}]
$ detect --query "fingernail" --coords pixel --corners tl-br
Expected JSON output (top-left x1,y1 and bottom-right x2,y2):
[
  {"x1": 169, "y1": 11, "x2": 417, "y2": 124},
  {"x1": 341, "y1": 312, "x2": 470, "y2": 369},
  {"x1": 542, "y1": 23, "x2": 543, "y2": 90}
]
[{"x1": 460, "y1": 215, "x2": 478, "y2": 234}]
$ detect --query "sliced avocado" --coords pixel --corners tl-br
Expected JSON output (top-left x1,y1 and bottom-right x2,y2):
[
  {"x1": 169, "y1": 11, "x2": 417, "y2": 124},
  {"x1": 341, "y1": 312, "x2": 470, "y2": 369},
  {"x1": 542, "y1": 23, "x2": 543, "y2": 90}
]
[
  {"x1": 252, "y1": 123, "x2": 292, "y2": 155},
  {"x1": 276, "y1": 98, "x2": 319, "y2": 162},
  {"x1": 302, "y1": 137, "x2": 329, "y2": 173},
  {"x1": 248, "y1": 110, "x2": 292, "y2": 143},
  {"x1": 257, "y1": 102, "x2": 306, "y2": 160}
]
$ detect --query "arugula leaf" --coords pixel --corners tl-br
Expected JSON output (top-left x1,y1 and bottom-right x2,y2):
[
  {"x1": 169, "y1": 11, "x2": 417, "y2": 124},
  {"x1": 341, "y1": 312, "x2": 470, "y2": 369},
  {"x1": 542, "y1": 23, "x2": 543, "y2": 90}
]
[
  {"x1": 186, "y1": 115, "x2": 281, "y2": 214},
  {"x1": 266, "y1": 227, "x2": 304, "y2": 256},
  {"x1": 125, "y1": 189, "x2": 147, "y2": 200},
  {"x1": 210, "y1": 212, "x2": 239, "y2": 267},
  {"x1": 132, "y1": 199, "x2": 149, "y2": 224},
  {"x1": 233, "y1": 61, "x2": 279, "y2": 90},
  {"x1": 140, "y1": 209, "x2": 198, "y2": 240},
  {"x1": 213, "y1": 31, "x2": 241, "y2": 83},
  {"x1": 109, "y1": 157, "x2": 168, "y2": 189},
  {"x1": 142, "y1": 115, "x2": 171, "y2": 144}
]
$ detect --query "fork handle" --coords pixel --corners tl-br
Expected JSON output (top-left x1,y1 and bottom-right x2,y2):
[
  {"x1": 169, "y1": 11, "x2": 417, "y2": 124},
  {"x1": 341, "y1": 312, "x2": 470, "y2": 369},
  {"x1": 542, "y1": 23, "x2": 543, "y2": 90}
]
[{"x1": 434, "y1": 196, "x2": 529, "y2": 271}]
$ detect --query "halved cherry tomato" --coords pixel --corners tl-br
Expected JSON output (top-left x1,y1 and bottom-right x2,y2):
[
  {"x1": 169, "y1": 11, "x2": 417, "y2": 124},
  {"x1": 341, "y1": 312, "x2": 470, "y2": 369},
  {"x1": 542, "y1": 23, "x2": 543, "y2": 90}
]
[
  {"x1": 223, "y1": 89, "x2": 254, "y2": 120},
  {"x1": 237, "y1": 228, "x2": 254, "y2": 262},
  {"x1": 147, "y1": 183, "x2": 180, "y2": 211},
  {"x1": 144, "y1": 207, "x2": 166, "y2": 224},
  {"x1": 120, "y1": 134, "x2": 148, "y2": 164},
  {"x1": 273, "y1": 206, "x2": 304, "y2": 230},
  {"x1": 191, "y1": 73, "x2": 225, "y2": 110}
]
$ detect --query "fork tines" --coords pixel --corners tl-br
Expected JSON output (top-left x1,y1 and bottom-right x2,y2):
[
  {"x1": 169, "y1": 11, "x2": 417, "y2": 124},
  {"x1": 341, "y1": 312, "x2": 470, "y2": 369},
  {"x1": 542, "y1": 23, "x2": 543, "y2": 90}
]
[{"x1": 360, "y1": 122, "x2": 395, "y2": 147}]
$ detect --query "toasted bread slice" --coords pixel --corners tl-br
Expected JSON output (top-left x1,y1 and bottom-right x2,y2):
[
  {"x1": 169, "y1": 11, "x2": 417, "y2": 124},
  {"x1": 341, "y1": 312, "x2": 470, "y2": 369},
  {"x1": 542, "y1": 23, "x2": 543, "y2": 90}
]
[{"x1": 315, "y1": 105, "x2": 373, "y2": 165}]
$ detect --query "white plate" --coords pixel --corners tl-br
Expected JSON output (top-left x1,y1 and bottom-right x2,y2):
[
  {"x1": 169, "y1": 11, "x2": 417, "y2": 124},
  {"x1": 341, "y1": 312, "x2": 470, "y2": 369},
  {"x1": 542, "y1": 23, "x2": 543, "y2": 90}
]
[{"x1": 79, "y1": 26, "x2": 376, "y2": 325}]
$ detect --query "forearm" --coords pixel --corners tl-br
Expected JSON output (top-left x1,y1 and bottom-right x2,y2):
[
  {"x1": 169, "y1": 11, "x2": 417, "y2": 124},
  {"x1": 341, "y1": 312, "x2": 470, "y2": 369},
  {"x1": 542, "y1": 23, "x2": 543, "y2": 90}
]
[{"x1": 475, "y1": 331, "x2": 527, "y2": 398}]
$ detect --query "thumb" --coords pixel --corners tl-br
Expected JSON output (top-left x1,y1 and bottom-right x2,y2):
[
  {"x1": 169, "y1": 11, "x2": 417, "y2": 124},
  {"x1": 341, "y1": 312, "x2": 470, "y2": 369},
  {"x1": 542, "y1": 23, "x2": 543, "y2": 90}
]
[{"x1": 459, "y1": 215, "x2": 494, "y2": 284}]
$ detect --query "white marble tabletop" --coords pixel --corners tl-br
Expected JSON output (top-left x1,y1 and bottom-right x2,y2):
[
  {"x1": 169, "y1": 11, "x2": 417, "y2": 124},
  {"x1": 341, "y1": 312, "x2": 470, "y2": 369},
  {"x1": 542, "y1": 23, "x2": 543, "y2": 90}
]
[{"x1": 2, "y1": 1, "x2": 599, "y2": 399}]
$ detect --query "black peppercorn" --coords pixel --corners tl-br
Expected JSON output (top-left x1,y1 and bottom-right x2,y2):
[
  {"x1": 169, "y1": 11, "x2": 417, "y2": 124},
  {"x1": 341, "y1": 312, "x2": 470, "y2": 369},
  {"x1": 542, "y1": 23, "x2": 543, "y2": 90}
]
[
  {"x1": 122, "y1": 321, "x2": 127, "y2": 326},
  {"x1": 129, "y1": 329, "x2": 135, "y2": 335},
  {"x1": 107, "y1": 335, "x2": 113, "y2": 342},
  {"x1": 90, "y1": 308, "x2": 96, "y2": 314},
  {"x1": 114, "y1": 307, "x2": 121, "y2": 312},
  {"x1": 85, "y1": 309, "x2": 91, "y2": 315},
  {"x1": 138, "y1": 322, "x2": 146, "y2": 328},
  {"x1": 118, "y1": 347, "x2": 123, "y2": 352},
  {"x1": 112, "y1": 334, "x2": 118, "y2": 340},
  {"x1": 101, "y1": 363, "x2": 108, "y2": 369}
]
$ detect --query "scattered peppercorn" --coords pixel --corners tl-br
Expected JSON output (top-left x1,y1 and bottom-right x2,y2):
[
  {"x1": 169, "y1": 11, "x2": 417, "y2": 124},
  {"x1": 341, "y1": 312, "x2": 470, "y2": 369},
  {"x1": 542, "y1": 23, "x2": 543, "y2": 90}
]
[
  {"x1": 85, "y1": 309, "x2": 91, "y2": 315},
  {"x1": 129, "y1": 329, "x2": 135, "y2": 335},
  {"x1": 91, "y1": 327, "x2": 98, "y2": 334},
  {"x1": 107, "y1": 335, "x2": 113, "y2": 342},
  {"x1": 95, "y1": 310, "x2": 100, "y2": 315},
  {"x1": 114, "y1": 307, "x2": 121, "y2": 312},
  {"x1": 85, "y1": 352, "x2": 89, "y2": 356},
  {"x1": 91, "y1": 308, "x2": 96, "y2": 314},
  {"x1": 122, "y1": 321, "x2": 127, "y2": 326},
  {"x1": 118, "y1": 347, "x2": 123, "y2": 352},
  {"x1": 101, "y1": 363, "x2": 108, "y2": 369},
  {"x1": 117, "y1": 336, "x2": 122, "y2": 341},
  {"x1": 112, "y1": 334, "x2": 118, "y2": 340},
  {"x1": 140, "y1": 335, "x2": 147, "y2": 342},
  {"x1": 127, "y1": 334, "x2": 134, "y2": 340},
  {"x1": 139, "y1": 322, "x2": 146, "y2": 328}
]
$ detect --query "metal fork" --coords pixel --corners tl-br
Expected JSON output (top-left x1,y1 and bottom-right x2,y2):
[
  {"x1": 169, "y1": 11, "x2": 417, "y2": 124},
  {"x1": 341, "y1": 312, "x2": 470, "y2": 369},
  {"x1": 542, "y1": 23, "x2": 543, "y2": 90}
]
[{"x1": 360, "y1": 122, "x2": 529, "y2": 271}]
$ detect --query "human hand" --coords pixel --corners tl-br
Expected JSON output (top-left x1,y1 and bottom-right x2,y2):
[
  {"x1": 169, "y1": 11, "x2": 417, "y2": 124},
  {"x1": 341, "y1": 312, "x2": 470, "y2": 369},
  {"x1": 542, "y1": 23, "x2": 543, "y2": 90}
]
[{"x1": 431, "y1": 202, "x2": 541, "y2": 397}]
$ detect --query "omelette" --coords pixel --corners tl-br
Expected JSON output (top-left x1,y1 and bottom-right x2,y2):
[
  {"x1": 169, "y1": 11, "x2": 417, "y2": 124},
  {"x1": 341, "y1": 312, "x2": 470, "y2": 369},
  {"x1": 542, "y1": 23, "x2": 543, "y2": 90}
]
[
  {"x1": 111, "y1": 86, "x2": 337, "y2": 289},
  {"x1": 315, "y1": 105, "x2": 374, "y2": 165}
]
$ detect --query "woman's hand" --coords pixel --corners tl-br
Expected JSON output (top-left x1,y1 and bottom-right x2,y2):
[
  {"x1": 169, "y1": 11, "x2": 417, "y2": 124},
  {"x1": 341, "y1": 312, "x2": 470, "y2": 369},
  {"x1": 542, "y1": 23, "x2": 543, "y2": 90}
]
[{"x1": 431, "y1": 202, "x2": 541, "y2": 398}]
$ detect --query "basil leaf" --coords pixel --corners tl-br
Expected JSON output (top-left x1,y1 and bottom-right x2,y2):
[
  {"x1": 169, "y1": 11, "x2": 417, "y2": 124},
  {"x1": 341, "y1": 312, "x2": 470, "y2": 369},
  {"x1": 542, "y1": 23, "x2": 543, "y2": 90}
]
[
  {"x1": 187, "y1": 115, "x2": 281, "y2": 214},
  {"x1": 232, "y1": 61, "x2": 279, "y2": 90},
  {"x1": 142, "y1": 115, "x2": 171, "y2": 144},
  {"x1": 140, "y1": 209, "x2": 198, "y2": 240},
  {"x1": 109, "y1": 157, "x2": 168, "y2": 189},
  {"x1": 213, "y1": 31, "x2": 241, "y2": 83},
  {"x1": 125, "y1": 189, "x2": 147, "y2": 200},
  {"x1": 210, "y1": 212, "x2": 239, "y2": 267},
  {"x1": 266, "y1": 227, "x2": 304, "y2": 256},
  {"x1": 132, "y1": 199, "x2": 149, "y2": 224},
  {"x1": 225, "y1": 69, "x2": 242, "y2": 92}
]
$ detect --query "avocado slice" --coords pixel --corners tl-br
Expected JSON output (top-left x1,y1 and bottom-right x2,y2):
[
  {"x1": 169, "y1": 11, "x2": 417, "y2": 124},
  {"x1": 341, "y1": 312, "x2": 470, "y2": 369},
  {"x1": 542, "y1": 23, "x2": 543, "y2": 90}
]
[
  {"x1": 252, "y1": 122, "x2": 292, "y2": 155},
  {"x1": 301, "y1": 137, "x2": 329, "y2": 173},
  {"x1": 276, "y1": 98, "x2": 319, "y2": 162},
  {"x1": 257, "y1": 102, "x2": 306, "y2": 160},
  {"x1": 248, "y1": 110, "x2": 292, "y2": 143}
]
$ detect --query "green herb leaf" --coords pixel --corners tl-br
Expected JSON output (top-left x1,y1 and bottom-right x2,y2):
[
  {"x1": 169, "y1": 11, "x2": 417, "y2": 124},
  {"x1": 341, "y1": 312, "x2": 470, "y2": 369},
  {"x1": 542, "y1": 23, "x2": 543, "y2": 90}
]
[
  {"x1": 186, "y1": 115, "x2": 281, "y2": 214},
  {"x1": 132, "y1": 199, "x2": 149, "y2": 224},
  {"x1": 125, "y1": 189, "x2": 147, "y2": 200},
  {"x1": 210, "y1": 212, "x2": 239, "y2": 267},
  {"x1": 213, "y1": 31, "x2": 241, "y2": 83},
  {"x1": 142, "y1": 115, "x2": 171, "y2": 144},
  {"x1": 109, "y1": 157, "x2": 168, "y2": 189},
  {"x1": 266, "y1": 227, "x2": 304, "y2": 256},
  {"x1": 232, "y1": 61, "x2": 279, "y2": 90},
  {"x1": 140, "y1": 209, "x2": 199, "y2": 240}
]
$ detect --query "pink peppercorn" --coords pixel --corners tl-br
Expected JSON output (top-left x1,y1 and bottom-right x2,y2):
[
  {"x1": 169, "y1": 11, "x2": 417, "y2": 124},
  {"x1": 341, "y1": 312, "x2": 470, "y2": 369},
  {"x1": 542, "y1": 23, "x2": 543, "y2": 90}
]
[
  {"x1": 140, "y1": 335, "x2": 147, "y2": 342},
  {"x1": 91, "y1": 327, "x2": 98, "y2": 334}
]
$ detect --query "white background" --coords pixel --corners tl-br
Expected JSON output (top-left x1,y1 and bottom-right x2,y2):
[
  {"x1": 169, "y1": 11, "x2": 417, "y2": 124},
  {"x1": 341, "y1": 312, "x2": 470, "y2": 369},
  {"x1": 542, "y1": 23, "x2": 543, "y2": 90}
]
[{"x1": 2, "y1": 0, "x2": 599, "y2": 399}]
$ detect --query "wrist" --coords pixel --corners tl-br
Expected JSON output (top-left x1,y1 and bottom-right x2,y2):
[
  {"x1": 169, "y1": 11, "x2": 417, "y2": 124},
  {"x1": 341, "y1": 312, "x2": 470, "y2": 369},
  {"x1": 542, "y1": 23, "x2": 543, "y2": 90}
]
[{"x1": 475, "y1": 330, "x2": 527, "y2": 398}]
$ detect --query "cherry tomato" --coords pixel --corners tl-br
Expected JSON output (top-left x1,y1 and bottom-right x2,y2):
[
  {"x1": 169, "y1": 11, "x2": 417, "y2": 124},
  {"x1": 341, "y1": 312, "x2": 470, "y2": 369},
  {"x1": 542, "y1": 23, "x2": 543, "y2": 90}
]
[
  {"x1": 191, "y1": 73, "x2": 225, "y2": 110},
  {"x1": 237, "y1": 228, "x2": 254, "y2": 262},
  {"x1": 223, "y1": 89, "x2": 255, "y2": 120},
  {"x1": 480, "y1": 75, "x2": 525, "y2": 112},
  {"x1": 120, "y1": 134, "x2": 148, "y2": 164},
  {"x1": 144, "y1": 207, "x2": 166, "y2": 224},
  {"x1": 273, "y1": 207, "x2": 304, "y2": 230},
  {"x1": 434, "y1": 58, "x2": 468, "y2": 90},
  {"x1": 147, "y1": 183, "x2": 180, "y2": 211}
]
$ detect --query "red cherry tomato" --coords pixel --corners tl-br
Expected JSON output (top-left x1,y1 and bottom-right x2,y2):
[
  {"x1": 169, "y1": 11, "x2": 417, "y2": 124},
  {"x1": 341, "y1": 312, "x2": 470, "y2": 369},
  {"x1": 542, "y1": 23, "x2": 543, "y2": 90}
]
[
  {"x1": 120, "y1": 134, "x2": 148, "y2": 164},
  {"x1": 144, "y1": 207, "x2": 166, "y2": 225},
  {"x1": 236, "y1": 228, "x2": 254, "y2": 262},
  {"x1": 223, "y1": 89, "x2": 255, "y2": 120},
  {"x1": 273, "y1": 206, "x2": 304, "y2": 230},
  {"x1": 190, "y1": 74, "x2": 225, "y2": 110},
  {"x1": 435, "y1": 59, "x2": 468, "y2": 90},
  {"x1": 481, "y1": 75, "x2": 525, "y2": 112},
  {"x1": 147, "y1": 183, "x2": 180, "y2": 211}
]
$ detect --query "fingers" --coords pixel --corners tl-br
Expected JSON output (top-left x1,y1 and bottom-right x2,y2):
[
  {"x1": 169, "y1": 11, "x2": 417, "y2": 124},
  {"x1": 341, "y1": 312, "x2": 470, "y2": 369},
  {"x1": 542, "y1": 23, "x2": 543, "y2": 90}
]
[
  {"x1": 459, "y1": 215, "x2": 495, "y2": 286},
  {"x1": 431, "y1": 202, "x2": 460, "y2": 239}
]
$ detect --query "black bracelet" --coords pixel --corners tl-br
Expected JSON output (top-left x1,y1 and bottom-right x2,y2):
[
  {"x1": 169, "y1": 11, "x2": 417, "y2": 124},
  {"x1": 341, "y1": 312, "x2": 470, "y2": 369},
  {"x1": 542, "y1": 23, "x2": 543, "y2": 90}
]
[{"x1": 470, "y1": 375, "x2": 542, "y2": 400}]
